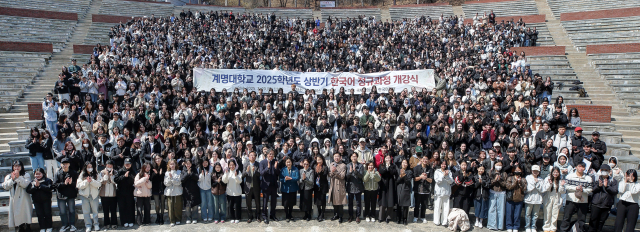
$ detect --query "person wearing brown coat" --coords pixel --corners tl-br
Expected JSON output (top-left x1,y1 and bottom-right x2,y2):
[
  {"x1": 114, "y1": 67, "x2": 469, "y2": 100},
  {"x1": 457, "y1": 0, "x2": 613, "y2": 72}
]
[
  {"x1": 328, "y1": 153, "x2": 347, "y2": 223},
  {"x1": 505, "y1": 164, "x2": 527, "y2": 232}
]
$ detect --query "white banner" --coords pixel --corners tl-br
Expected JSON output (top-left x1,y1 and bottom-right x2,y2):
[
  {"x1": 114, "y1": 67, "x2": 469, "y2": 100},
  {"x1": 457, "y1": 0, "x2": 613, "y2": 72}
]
[
  {"x1": 193, "y1": 68, "x2": 435, "y2": 94},
  {"x1": 319, "y1": 1, "x2": 335, "y2": 7}
]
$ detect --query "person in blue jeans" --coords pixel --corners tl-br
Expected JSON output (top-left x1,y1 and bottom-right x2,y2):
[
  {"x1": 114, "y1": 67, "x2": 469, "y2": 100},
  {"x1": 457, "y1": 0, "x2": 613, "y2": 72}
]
[
  {"x1": 26, "y1": 128, "x2": 46, "y2": 171},
  {"x1": 52, "y1": 158, "x2": 78, "y2": 232},
  {"x1": 505, "y1": 165, "x2": 527, "y2": 232},
  {"x1": 487, "y1": 161, "x2": 507, "y2": 230},
  {"x1": 211, "y1": 162, "x2": 227, "y2": 223},
  {"x1": 42, "y1": 93, "x2": 58, "y2": 137},
  {"x1": 473, "y1": 165, "x2": 491, "y2": 228},
  {"x1": 198, "y1": 159, "x2": 214, "y2": 222}
]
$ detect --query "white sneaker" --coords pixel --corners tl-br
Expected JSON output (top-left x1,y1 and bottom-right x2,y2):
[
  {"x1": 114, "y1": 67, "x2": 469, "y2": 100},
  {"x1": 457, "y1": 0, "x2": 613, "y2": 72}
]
[
  {"x1": 94, "y1": 225, "x2": 99, "y2": 231},
  {"x1": 422, "y1": 218, "x2": 427, "y2": 224},
  {"x1": 235, "y1": 220, "x2": 240, "y2": 223},
  {"x1": 365, "y1": 217, "x2": 370, "y2": 222},
  {"x1": 434, "y1": 223, "x2": 440, "y2": 226},
  {"x1": 478, "y1": 221, "x2": 483, "y2": 228},
  {"x1": 40, "y1": 229, "x2": 45, "y2": 232},
  {"x1": 46, "y1": 229, "x2": 53, "y2": 232},
  {"x1": 70, "y1": 226, "x2": 77, "y2": 232},
  {"x1": 192, "y1": 220, "x2": 197, "y2": 224},
  {"x1": 176, "y1": 221, "x2": 181, "y2": 225},
  {"x1": 170, "y1": 223, "x2": 175, "y2": 227},
  {"x1": 186, "y1": 220, "x2": 191, "y2": 224},
  {"x1": 86, "y1": 227, "x2": 92, "y2": 232},
  {"x1": 413, "y1": 218, "x2": 418, "y2": 223},
  {"x1": 526, "y1": 229, "x2": 531, "y2": 232},
  {"x1": 208, "y1": 218, "x2": 212, "y2": 222}
]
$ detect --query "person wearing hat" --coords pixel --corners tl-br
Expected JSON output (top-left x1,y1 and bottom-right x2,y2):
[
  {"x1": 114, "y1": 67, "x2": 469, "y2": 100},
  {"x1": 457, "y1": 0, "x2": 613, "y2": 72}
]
[
  {"x1": 539, "y1": 154, "x2": 554, "y2": 180},
  {"x1": 114, "y1": 158, "x2": 137, "y2": 227},
  {"x1": 590, "y1": 131, "x2": 607, "y2": 171},
  {"x1": 524, "y1": 165, "x2": 544, "y2": 232},
  {"x1": 53, "y1": 158, "x2": 78, "y2": 232},
  {"x1": 588, "y1": 164, "x2": 618, "y2": 232},
  {"x1": 571, "y1": 127, "x2": 588, "y2": 154},
  {"x1": 560, "y1": 162, "x2": 593, "y2": 232},
  {"x1": 354, "y1": 138, "x2": 373, "y2": 164}
]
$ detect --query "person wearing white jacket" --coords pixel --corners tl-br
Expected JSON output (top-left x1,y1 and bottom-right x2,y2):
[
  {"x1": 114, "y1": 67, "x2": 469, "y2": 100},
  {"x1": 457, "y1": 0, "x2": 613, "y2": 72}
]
[
  {"x1": 541, "y1": 167, "x2": 565, "y2": 232},
  {"x1": 433, "y1": 161, "x2": 454, "y2": 226},
  {"x1": 614, "y1": 169, "x2": 639, "y2": 232},
  {"x1": 198, "y1": 159, "x2": 214, "y2": 222},
  {"x1": 76, "y1": 162, "x2": 102, "y2": 232},
  {"x1": 524, "y1": 165, "x2": 545, "y2": 232},
  {"x1": 222, "y1": 159, "x2": 243, "y2": 223},
  {"x1": 164, "y1": 159, "x2": 183, "y2": 227},
  {"x1": 559, "y1": 162, "x2": 593, "y2": 232}
]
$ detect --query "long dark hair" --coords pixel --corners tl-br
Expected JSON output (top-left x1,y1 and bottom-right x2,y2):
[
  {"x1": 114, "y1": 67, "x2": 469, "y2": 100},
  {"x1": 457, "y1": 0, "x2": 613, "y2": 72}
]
[
  {"x1": 137, "y1": 163, "x2": 151, "y2": 179},
  {"x1": 550, "y1": 167, "x2": 561, "y2": 192},
  {"x1": 34, "y1": 168, "x2": 47, "y2": 179},
  {"x1": 627, "y1": 169, "x2": 638, "y2": 183},
  {"x1": 81, "y1": 161, "x2": 97, "y2": 179},
  {"x1": 12, "y1": 160, "x2": 26, "y2": 176},
  {"x1": 30, "y1": 127, "x2": 41, "y2": 141}
]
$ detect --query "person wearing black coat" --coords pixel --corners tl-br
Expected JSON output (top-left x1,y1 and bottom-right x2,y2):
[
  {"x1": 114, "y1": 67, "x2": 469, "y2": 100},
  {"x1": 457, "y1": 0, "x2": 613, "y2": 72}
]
[
  {"x1": 40, "y1": 132, "x2": 55, "y2": 176},
  {"x1": 26, "y1": 168, "x2": 54, "y2": 231},
  {"x1": 25, "y1": 128, "x2": 45, "y2": 171},
  {"x1": 378, "y1": 154, "x2": 397, "y2": 223},
  {"x1": 346, "y1": 153, "x2": 365, "y2": 223},
  {"x1": 56, "y1": 141, "x2": 83, "y2": 173},
  {"x1": 150, "y1": 155, "x2": 167, "y2": 224},
  {"x1": 473, "y1": 165, "x2": 491, "y2": 227},
  {"x1": 396, "y1": 159, "x2": 413, "y2": 225},
  {"x1": 181, "y1": 159, "x2": 201, "y2": 223},
  {"x1": 53, "y1": 158, "x2": 78, "y2": 231},
  {"x1": 503, "y1": 148, "x2": 524, "y2": 174},
  {"x1": 259, "y1": 150, "x2": 280, "y2": 224},
  {"x1": 110, "y1": 138, "x2": 131, "y2": 170},
  {"x1": 313, "y1": 155, "x2": 330, "y2": 221},
  {"x1": 413, "y1": 156, "x2": 432, "y2": 222},
  {"x1": 588, "y1": 165, "x2": 618, "y2": 232},
  {"x1": 452, "y1": 162, "x2": 475, "y2": 215},
  {"x1": 114, "y1": 158, "x2": 136, "y2": 227}
]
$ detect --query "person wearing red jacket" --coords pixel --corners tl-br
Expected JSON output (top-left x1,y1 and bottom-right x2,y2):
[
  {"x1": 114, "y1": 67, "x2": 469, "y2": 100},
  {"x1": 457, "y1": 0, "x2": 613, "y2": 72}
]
[{"x1": 481, "y1": 124, "x2": 496, "y2": 151}]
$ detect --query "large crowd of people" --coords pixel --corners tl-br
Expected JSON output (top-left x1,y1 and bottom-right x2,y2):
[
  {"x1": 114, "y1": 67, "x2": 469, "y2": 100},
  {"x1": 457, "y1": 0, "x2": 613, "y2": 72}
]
[{"x1": 2, "y1": 8, "x2": 639, "y2": 232}]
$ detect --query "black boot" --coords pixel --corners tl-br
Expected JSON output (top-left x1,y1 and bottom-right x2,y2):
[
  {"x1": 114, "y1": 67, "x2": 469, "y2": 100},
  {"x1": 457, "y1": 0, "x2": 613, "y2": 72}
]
[{"x1": 160, "y1": 214, "x2": 165, "y2": 225}]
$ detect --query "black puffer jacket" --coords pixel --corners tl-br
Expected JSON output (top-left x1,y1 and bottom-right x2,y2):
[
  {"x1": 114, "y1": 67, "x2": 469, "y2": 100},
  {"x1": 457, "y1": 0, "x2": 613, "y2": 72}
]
[
  {"x1": 473, "y1": 173, "x2": 491, "y2": 200},
  {"x1": 591, "y1": 175, "x2": 618, "y2": 208},
  {"x1": 26, "y1": 178, "x2": 53, "y2": 203},
  {"x1": 181, "y1": 166, "x2": 202, "y2": 206}
]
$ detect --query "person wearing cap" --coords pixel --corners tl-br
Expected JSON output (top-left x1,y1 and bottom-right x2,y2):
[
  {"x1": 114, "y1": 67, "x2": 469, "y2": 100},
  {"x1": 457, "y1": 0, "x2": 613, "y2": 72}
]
[
  {"x1": 571, "y1": 127, "x2": 588, "y2": 154},
  {"x1": 354, "y1": 138, "x2": 373, "y2": 164},
  {"x1": 539, "y1": 154, "x2": 554, "y2": 180},
  {"x1": 524, "y1": 165, "x2": 544, "y2": 232},
  {"x1": 53, "y1": 158, "x2": 78, "y2": 232},
  {"x1": 560, "y1": 162, "x2": 593, "y2": 232},
  {"x1": 590, "y1": 131, "x2": 607, "y2": 171},
  {"x1": 614, "y1": 169, "x2": 640, "y2": 232},
  {"x1": 588, "y1": 164, "x2": 618, "y2": 232},
  {"x1": 114, "y1": 158, "x2": 137, "y2": 227}
]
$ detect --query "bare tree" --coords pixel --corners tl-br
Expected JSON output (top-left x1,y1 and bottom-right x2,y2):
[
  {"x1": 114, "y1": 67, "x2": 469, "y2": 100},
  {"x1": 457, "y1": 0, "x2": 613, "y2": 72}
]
[{"x1": 279, "y1": 0, "x2": 288, "y2": 6}]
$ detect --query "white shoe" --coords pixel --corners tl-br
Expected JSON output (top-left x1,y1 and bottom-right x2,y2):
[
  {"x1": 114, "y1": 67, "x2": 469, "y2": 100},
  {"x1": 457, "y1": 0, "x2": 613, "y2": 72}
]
[
  {"x1": 94, "y1": 225, "x2": 99, "y2": 231},
  {"x1": 170, "y1": 223, "x2": 175, "y2": 227},
  {"x1": 192, "y1": 220, "x2": 197, "y2": 224},
  {"x1": 413, "y1": 218, "x2": 418, "y2": 223},
  {"x1": 70, "y1": 226, "x2": 77, "y2": 232},
  {"x1": 186, "y1": 220, "x2": 191, "y2": 224},
  {"x1": 434, "y1": 223, "x2": 440, "y2": 226},
  {"x1": 365, "y1": 217, "x2": 370, "y2": 222},
  {"x1": 176, "y1": 221, "x2": 181, "y2": 225},
  {"x1": 208, "y1": 218, "x2": 212, "y2": 221},
  {"x1": 46, "y1": 229, "x2": 53, "y2": 232},
  {"x1": 40, "y1": 229, "x2": 45, "y2": 232},
  {"x1": 235, "y1": 220, "x2": 240, "y2": 223},
  {"x1": 423, "y1": 218, "x2": 427, "y2": 224},
  {"x1": 86, "y1": 227, "x2": 92, "y2": 232},
  {"x1": 478, "y1": 221, "x2": 483, "y2": 228},
  {"x1": 526, "y1": 229, "x2": 531, "y2": 232}
]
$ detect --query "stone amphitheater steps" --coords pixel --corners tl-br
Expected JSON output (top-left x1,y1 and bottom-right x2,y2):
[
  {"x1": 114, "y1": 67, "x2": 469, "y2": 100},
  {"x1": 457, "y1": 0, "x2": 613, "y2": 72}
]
[{"x1": 0, "y1": 0, "x2": 101, "y2": 153}]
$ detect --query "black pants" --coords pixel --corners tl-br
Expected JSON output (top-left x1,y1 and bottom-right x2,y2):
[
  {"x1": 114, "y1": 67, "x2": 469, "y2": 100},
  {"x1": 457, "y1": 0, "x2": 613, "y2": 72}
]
[
  {"x1": 262, "y1": 188, "x2": 278, "y2": 220},
  {"x1": 379, "y1": 206, "x2": 393, "y2": 221},
  {"x1": 118, "y1": 194, "x2": 136, "y2": 225},
  {"x1": 246, "y1": 189, "x2": 261, "y2": 219},
  {"x1": 282, "y1": 192, "x2": 296, "y2": 219},
  {"x1": 136, "y1": 197, "x2": 151, "y2": 224},
  {"x1": 453, "y1": 195, "x2": 472, "y2": 215},
  {"x1": 348, "y1": 192, "x2": 362, "y2": 218},
  {"x1": 101, "y1": 196, "x2": 118, "y2": 226},
  {"x1": 363, "y1": 190, "x2": 377, "y2": 219},
  {"x1": 315, "y1": 192, "x2": 327, "y2": 219},
  {"x1": 414, "y1": 194, "x2": 429, "y2": 219},
  {"x1": 398, "y1": 206, "x2": 409, "y2": 221},
  {"x1": 34, "y1": 200, "x2": 53, "y2": 229},
  {"x1": 560, "y1": 201, "x2": 589, "y2": 232},
  {"x1": 228, "y1": 195, "x2": 242, "y2": 220},
  {"x1": 614, "y1": 201, "x2": 639, "y2": 232},
  {"x1": 333, "y1": 205, "x2": 344, "y2": 219},
  {"x1": 588, "y1": 206, "x2": 610, "y2": 232}
]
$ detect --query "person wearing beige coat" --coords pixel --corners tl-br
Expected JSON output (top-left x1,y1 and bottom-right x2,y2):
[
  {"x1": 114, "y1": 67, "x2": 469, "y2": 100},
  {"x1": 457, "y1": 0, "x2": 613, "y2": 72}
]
[
  {"x1": 77, "y1": 163, "x2": 102, "y2": 232},
  {"x1": 2, "y1": 161, "x2": 32, "y2": 231},
  {"x1": 134, "y1": 163, "x2": 153, "y2": 225},
  {"x1": 328, "y1": 153, "x2": 347, "y2": 223}
]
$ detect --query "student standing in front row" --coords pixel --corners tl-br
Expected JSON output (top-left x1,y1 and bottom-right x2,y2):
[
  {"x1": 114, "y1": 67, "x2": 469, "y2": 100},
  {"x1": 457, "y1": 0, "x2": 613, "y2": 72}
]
[
  {"x1": 198, "y1": 159, "x2": 214, "y2": 222},
  {"x1": 27, "y1": 168, "x2": 53, "y2": 232},
  {"x1": 314, "y1": 155, "x2": 330, "y2": 222},
  {"x1": 181, "y1": 159, "x2": 201, "y2": 224},
  {"x1": 542, "y1": 167, "x2": 564, "y2": 232},
  {"x1": 99, "y1": 160, "x2": 118, "y2": 229},
  {"x1": 54, "y1": 158, "x2": 78, "y2": 232},
  {"x1": 487, "y1": 161, "x2": 507, "y2": 231},
  {"x1": 3, "y1": 161, "x2": 32, "y2": 232},
  {"x1": 211, "y1": 162, "x2": 227, "y2": 224},
  {"x1": 134, "y1": 163, "x2": 153, "y2": 226},
  {"x1": 299, "y1": 158, "x2": 315, "y2": 221},
  {"x1": 363, "y1": 161, "x2": 380, "y2": 222},
  {"x1": 560, "y1": 162, "x2": 593, "y2": 232},
  {"x1": 505, "y1": 165, "x2": 527, "y2": 232},
  {"x1": 280, "y1": 157, "x2": 299, "y2": 222},
  {"x1": 77, "y1": 162, "x2": 101, "y2": 232},
  {"x1": 396, "y1": 159, "x2": 413, "y2": 225},
  {"x1": 115, "y1": 158, "x2": 136, "y2": 228},
  {"x1": 524, "y1": 165, "x2": 544, "y2": 232},
  {"x1": 614, "y1": 169, "x2": 639, "y2": 232},
  {"x1": 165, "y1": 159, "x2": 183, "y2": 227},
  {"x1": 329, "y1": 153, "x2": 347, "y2": 223},
  {"x1": 588, "y1": 164, "x2": 618, "y2": 232},
  {"x1": 378, "y1": 154, "x2": 397, "y2": 223},
  {"x1": 433, "y1": 160, "x2": 453, "y2": 226},
  {"x1": 413, "y1": 156, "x2": 431, "y2": 224},
  {"x1": 473, "y1": 165, "x2": 490, "y2": 228},
  {"x1": 223, "y1": 159, "x2": 243, "y2": 223}
]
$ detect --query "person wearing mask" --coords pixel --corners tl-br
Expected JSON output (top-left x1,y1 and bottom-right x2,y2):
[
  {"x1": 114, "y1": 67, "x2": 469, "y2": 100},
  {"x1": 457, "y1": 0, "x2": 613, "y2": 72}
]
[
  {"x1": 473, "y1": 165, "x2": 491, "y2": 228},
  {"x1": 76, "y1": 162, "x2": 101, "y2": 232},
  {"x1": 53, "y1": 158, "x2": 78, "y2": 232},
  {"x1": 298, "y1": 158, "x2": 315, "y2": 221},
  {"x1": 114, "y1": 158, "x2": 136, "y2": 227},
  {"x1": 198, "y1": 159, "x2": 214, "y2": 222},
  {"x1": 329, "y1": 153, "x2": 348, "y2": 223},
  {"x1": 346, "y1": 153, "x2": 365, "y2": 223},
  {"x1": 210, "y1": 162, "x2": 227, "y2": 224},
  {"x1": 279, "y1": 157, "x2": 300, "y2": 222},
  {"x1": 560, "y1": 162, "x2": 593, "y2": 232},
  {"x1": 3, "y1": 161, "x2": 33, "y2": 232},
  {"x1": 165, "y1": 159, "x2": 183, "y2": 227},
  {"x1": 27, "y1": 168, "x2": 54, "y2": 232},
  {"x1": 314, "y1": 155, "x2": 330, "y2": 222},
  {"x1": 378, "y1": 154, "x2": 397, "y2": 223},
  {"x1": 505, "y1": 165, "x2": 527, "y2": 232},
  {"x1": 614, "y1": 169, "x2": 639, "y2": 232},
  {"x1": 181, "y1": 159, "x2": 201, "y2": 224},
  {"x1": 134, "y1": 163, "x2": 153, "y2": 226},
  {"x1": 222, "y1": 159, "x2": 243, "y2": 223},
  {"x1": 542, "y1": 167, "x2": 565, "y2": 232},
  {"x1": 487, "y1": 161, "x2": 507, "y2": 230},
  {"x1": 363, "y1": 161, "x2": 381, "y2": 222},
  {"x1": 434, "y1": 160, "x2": 454, "y2": 226},
  {"x1": 607, "y1": 157, "x2": 624, "y2": 183},
  {"x1": 150, "y1": 154, "x2": 167, "y2": 225},
  {"x1": 259, "y1": 150, "x2": 280, "y2": 224},
  {"x1": 524, "y1": 165, "x2": 544, "y2": 232},
  {"x1": 413, "y1": 156, "x2": 432, "y2": 224},
  {"x1": 588, "y1": 164, "x2": 618, "y2": 232},
  {"x1": 396, "y1": 159, "x2": 413, "y2": 225},
  {"x1": 99, "y1": 160, "x2": 118, "y2": 229}
]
